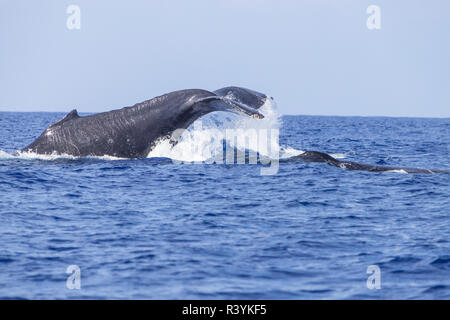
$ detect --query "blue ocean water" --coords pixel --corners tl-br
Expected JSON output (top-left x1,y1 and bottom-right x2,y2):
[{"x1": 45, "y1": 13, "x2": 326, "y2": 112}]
[{"x1": 0, "y1": 111, "x2": 449, "y2": 299}]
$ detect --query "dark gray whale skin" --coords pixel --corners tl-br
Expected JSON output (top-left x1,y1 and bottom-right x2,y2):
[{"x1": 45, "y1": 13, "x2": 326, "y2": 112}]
[
  {"x1": 292, "y1": 151, "x2": 449, "y2": 174},
  {"x1": 21, "y1": 87, "x2": 267, "y2": 158}
]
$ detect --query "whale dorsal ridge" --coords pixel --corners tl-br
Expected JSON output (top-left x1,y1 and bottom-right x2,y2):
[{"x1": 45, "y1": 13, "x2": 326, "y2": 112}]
[{"x1": 51, "y1": 109, "x2": 79, "y2": 127}]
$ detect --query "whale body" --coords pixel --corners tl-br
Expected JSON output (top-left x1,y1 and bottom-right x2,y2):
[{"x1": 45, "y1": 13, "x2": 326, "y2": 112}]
[
  {"x1": 21, "y1": 87, "x2": 267, "y2": 158},
  {"x1": 292, "y1": 151, "x2": 449, "y2": 174}
]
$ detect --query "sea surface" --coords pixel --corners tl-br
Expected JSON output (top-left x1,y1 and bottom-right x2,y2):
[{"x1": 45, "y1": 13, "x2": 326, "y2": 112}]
[{"x1": 0, "y1": 109, "x2": 449, "y2": 299}]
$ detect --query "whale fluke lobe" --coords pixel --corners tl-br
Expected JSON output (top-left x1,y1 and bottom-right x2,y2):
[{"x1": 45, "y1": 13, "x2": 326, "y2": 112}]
[
  {"x1": 193, "y1": 95, "x2": 264, "y2": 119},
  {"x1": 292, "y1": 151, "x2": 449, "y2": 174},
  {"x1": 213, "y1": 86, "x2": 269, "y2": 111},
  {"x1": 21, "y1": 87, "x2": 268, "y2": 158}
]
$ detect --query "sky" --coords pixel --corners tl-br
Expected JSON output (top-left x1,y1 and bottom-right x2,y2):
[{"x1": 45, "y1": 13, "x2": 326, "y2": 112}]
[{"x1": 0, "y1": 0, "x2": 449, "y2": 117}]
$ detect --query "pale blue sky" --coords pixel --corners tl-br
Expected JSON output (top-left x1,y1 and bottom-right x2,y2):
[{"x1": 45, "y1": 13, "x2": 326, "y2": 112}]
[{"x1": 1, "y1": 0, "x2": 449, "y2": 117}]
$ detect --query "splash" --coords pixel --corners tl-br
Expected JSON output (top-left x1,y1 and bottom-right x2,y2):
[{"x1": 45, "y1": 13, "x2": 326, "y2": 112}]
[
  {"x1": 0, "y1": 150, "x2": 14, "y2": 159},
  {"x1": 147, "y1": 98, "x2": 286, "y2": 163}
]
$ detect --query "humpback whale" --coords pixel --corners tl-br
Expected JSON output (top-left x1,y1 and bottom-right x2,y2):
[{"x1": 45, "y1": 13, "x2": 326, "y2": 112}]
[
  {"x1": 292, "y1": 151, "x2": 449, "y2": 174},
  {"x1": 19, "y1": 87, "x2": 448, "y2": 174},
  {"x1": 21, "y1": 87, "x2": 268, "y2": 158}
]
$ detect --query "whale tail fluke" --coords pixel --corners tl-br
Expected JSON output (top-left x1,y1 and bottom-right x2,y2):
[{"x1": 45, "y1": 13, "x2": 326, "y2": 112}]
[{"x1": 209, "y1": 86, "x2": 269, "y2": 119}]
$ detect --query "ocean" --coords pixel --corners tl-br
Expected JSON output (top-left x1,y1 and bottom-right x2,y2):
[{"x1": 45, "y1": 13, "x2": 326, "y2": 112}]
[{"x1": 0, "y1": 107, "x2": 449, "y2": 299}]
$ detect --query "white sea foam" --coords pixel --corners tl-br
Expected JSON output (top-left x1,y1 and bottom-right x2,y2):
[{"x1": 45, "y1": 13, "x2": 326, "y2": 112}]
[
  {"x1": 0, "y1": 150, "x2": 126, "y2": 161},
  {"x1": 0, "y1": 150, "x2": 15, "y2": 159},
  {"x1": 279, "y1": 146, "x2": 304, "y2": 159},
  {"x1": 385, "y1": 169, "x2": 408, "y2": 174}
]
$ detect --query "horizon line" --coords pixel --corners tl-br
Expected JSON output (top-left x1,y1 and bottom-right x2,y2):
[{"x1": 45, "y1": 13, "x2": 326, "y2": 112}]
[{"x1": 0, "y1": 109, "x2": 449, "y2": 119}]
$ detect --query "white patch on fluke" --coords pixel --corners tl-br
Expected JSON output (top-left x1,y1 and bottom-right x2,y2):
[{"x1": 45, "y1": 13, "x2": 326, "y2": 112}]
[
  {"x1": 385, "y1": 169, "x2": 408, "y2": 174},
  {"x1": 330, "y1": 153, "x2": 346, "y2": 159}
]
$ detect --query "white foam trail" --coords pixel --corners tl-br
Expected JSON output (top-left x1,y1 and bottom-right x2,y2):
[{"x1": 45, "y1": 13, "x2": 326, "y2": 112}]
[
  {"x1": 0, "y1": 150, "x2": 126, "y2": 161},
  {"x1": 0, "y1": 150, "x2": 15, "y2": 159},
  {"x1": 147, "y1": 98, "x2": 283, "y2": 162},
  {"x1": 16, "y1": 151, "x2": 79, "y2": 160}
]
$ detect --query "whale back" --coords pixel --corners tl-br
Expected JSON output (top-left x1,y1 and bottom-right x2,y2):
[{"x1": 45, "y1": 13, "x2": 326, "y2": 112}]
[
  {"x1": 296, "y1": 151, "x2": 339, "y2": 164},
  {"x1": 22, "y1": 89, "x2": 216, "y2": 158}
]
